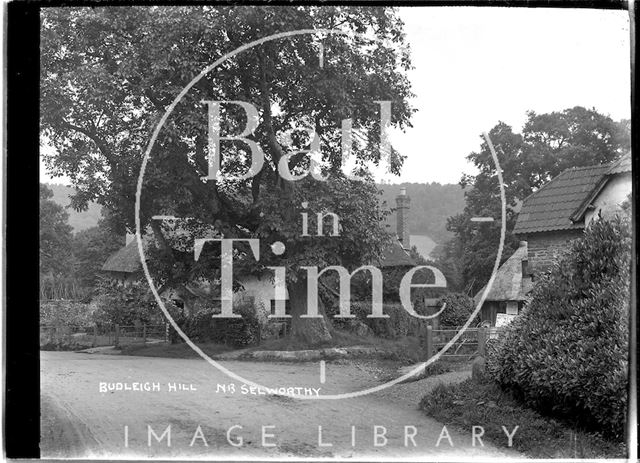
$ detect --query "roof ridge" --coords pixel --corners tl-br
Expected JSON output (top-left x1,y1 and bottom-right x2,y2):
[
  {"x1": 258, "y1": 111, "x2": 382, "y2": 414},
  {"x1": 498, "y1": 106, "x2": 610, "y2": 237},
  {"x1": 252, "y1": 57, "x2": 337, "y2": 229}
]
[{"x1": 564, "y1": 163, "x2": 611, "y2": 172}]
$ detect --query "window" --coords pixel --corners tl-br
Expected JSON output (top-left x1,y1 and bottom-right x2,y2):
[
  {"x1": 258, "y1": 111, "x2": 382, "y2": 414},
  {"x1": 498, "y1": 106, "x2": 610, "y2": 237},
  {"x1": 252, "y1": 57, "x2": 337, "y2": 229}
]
[{"x1": 506, "y1": 301, "x2": 518, "y2": 315}]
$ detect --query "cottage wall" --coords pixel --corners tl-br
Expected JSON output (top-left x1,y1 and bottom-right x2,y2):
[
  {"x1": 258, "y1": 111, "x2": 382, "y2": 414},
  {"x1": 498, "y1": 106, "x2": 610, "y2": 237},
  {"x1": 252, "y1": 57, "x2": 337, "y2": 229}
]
[
  {"x1": 585, "y1": 173, "x2": 631, "y2": 226},
  {"x1": 238, "y1": 275, "x2": 288, "y2": 315},
  {"x1": 522, "y1": 229, "x2": 583, "y2": 274}
]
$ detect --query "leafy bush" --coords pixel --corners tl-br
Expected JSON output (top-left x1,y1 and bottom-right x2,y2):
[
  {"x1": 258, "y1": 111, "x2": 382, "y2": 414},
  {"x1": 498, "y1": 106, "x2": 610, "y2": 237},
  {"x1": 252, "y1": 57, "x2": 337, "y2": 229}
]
[
  {"x1": 93, "y1": 280, "x2": 163, "y2": 326},
  {"x1": 487, "y1": 216, "x2": 630, "y2": 439},
  {"x1": 176, "y1": 296, "x2": 261, "y2": 348},
  {"x1": 332, "y1": 301, "x2": 430, "y2": 338},
  {"x1": 436, "y1": 292, "x2": 478, "y2": 327},
  {"x1": 40, "y1": 300, "x2": 94, "y2": 326}
]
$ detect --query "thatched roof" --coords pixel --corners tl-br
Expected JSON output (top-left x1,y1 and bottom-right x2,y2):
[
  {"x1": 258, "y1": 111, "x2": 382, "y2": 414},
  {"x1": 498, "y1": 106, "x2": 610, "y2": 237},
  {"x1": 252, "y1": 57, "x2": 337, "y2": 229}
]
[
  {"x1": 102, "y1": 240, "x2": 143, "y2": 273},
  {"x1": 474, "y1": 242, "x2": 532, "y2": 303}
]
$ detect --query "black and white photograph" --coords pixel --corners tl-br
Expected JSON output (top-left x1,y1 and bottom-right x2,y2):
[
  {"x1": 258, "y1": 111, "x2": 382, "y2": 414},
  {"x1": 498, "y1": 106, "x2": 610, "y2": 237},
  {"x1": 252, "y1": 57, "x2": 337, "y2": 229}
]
[{"x1": 3, "y1": 1, "x2": 637, "y2": 460}]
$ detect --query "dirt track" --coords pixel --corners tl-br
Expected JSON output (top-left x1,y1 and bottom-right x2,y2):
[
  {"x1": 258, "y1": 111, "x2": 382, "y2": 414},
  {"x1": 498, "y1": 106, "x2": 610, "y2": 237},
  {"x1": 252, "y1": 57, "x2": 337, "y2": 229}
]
[{"x1": 41, "y1": 351, "x2": 520, "y2": 459}]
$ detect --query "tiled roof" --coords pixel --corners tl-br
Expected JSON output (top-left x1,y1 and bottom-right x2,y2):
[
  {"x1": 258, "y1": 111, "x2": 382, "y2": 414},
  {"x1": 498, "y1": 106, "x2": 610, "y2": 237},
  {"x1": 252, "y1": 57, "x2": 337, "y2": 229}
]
[
  {"x1": 607, "y1": 152, "x2": 632, "y2": 175},
  {"x1": 513, "y1": 164, "x2": 611, "y2": 234},
  {"x1": 379, "y1": 239, "x2": 416, "y2": 267},
  {"x1": 474, "y1": 243, "x2": 532, "y2": 303}
]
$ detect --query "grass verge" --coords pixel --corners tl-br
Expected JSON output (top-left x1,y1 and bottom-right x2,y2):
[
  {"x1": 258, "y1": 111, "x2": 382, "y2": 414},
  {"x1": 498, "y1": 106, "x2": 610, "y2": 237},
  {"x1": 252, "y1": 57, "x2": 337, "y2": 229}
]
[
  {"x1": 419, "y1": 378, "x2": 626, "y2": 458},
  {"x1": 250, "y1": 331, "x2": 427, "y2": 362},
  {"x1": 120, "y1": 342, "x2": 234, "y2": 358},
  {"x1": 119, "y1": 331, "x2": 429, "y2": 363}
]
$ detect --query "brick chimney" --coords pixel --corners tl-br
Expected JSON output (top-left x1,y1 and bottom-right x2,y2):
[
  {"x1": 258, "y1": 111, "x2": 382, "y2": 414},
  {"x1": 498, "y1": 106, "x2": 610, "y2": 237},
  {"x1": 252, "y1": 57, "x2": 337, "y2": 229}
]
[{"x1": 395, "y1": 187, "x2": 411, "y2": 248}]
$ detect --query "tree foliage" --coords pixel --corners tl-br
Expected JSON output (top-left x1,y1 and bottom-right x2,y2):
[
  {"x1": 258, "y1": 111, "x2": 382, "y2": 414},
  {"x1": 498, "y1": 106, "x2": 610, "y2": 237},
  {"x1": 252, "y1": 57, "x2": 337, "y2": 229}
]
[
  {"x1": 41, "y1": 6, "x2": 415, "y2": 344},
  {"x1": 40, "y1": 184, "x2": 73, "y2": 277},
  {"x1": 436, "y1": 292, "x2": 477, "y2": 327},
  {"x1": 71, "y1": 213, "x2": 125, "y2": 289},
  {"x1": 438, "y1": 107, "x2": 630, "y2": 294}
]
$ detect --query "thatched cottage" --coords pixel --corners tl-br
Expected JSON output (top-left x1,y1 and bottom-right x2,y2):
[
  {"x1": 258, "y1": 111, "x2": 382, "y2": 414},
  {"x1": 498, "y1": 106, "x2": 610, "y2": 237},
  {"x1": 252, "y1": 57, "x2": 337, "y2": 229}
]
[{"x1": 473, "y1": 241, "x2": 532, "y2": 326}]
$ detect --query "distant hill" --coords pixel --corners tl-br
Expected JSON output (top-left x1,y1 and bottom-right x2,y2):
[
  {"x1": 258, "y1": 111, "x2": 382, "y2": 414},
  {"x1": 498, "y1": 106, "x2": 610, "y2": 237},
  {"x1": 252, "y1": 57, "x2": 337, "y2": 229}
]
[
  {"x1": 378, "y1": 182, "x2": 465, "y2": 244},
  {"x1": 45, "y1": 183, "x2": 102, "y2": 233},
  {"x1": 44, "y1": 181, "x2": 466, "y2": 242}
]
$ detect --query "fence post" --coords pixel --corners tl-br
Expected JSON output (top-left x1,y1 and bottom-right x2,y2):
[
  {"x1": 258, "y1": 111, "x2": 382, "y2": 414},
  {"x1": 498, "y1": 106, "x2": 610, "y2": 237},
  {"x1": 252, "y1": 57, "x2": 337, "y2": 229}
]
[
  {"x1": 114, "y1": 324, "x2": 120, "y2": 348},
  {"x1": 93, "y1": 325, "x2": 98, "y2": 347},
  {"x1": 425, "y1": 325, "x2": 433, "y2": 360},
  {"x1": 143, "y1": 324, "x2": 147, "y2": 343},
  {"x1": 478, "y1": 327, "x2": 486, "y2": 357}
]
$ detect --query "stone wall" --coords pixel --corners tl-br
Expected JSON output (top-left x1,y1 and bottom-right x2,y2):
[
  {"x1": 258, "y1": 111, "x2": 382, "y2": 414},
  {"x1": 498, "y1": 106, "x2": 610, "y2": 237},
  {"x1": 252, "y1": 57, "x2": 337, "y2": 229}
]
[{"x1": 523, "y1": 229, "x2": 583, "y2": 274}]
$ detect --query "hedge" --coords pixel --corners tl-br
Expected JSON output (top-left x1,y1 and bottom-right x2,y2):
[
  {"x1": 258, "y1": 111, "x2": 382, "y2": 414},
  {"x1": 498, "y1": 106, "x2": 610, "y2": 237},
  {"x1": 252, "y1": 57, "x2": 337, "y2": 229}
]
[
  {"x1": 486, "y1": 216, "x2": 630, "y2": 439},
  {"x1": 173, "y1": 297, "x2": 261, "y2": 348},
  {"x1": 40, "y1": 300, "x2": 94, "y2": 326},
  {"x1": 329, "y1": 300, "x2": 430, "y2": 338}
]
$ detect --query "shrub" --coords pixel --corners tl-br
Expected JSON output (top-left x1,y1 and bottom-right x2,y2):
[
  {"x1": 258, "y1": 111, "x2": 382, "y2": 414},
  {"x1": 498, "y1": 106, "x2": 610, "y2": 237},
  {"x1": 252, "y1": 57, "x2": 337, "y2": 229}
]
[
  {"x1": 40, "y1": 300, "x2": 94, "y2": 326},
  {"x1": 487, "y1": 216, "x2": 630, "y2": 439},
  {"x1": 176, "y1": 296, "x2": 261, "y2": 348},
  {"x1": 436, "y1": 292, "x2": 478, "y2": 327},
  {"x1": 342, "y1": 301, "x2": 430, "y2": 338},
  {"x1": 93, "y1": 280, "x2": 163, "y2": 326}
]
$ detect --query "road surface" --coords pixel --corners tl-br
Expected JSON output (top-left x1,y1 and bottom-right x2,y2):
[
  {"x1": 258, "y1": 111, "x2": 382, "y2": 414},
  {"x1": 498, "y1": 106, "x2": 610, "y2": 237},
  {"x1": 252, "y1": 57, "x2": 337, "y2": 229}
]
[{"x1": 41, "y1": 351, "x2": 519, "y2": 459}]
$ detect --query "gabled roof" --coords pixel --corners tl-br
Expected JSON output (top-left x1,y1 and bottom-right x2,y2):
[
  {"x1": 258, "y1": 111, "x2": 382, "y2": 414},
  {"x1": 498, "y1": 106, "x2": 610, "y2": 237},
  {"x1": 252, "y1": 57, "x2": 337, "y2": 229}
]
[
  {"x1": 570, "y1": 153, "x2": 633, "y2": 223},
  {"x1": 474, "y1": 242, "x2": 532, "y2": 303},
  {"x1": 513, "y1": 164, "x2": 611, "y2": 234},
  {"x1": 102, "y1": 240, "x2": 143, "y2": 273}
]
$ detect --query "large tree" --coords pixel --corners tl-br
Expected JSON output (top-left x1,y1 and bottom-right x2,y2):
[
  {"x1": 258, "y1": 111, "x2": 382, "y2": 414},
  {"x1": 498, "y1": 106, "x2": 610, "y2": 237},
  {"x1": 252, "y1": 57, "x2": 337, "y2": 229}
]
[
  {"x1": 72, "y1": 212, "x2": 124, "y2": 289},
  {"x1": 40, "y1": 6, "x2": 414, "y2": 344},
  {"x1": 438, "y1": 107, "x2": 630, "y2": 295},
  {"x1": 40, "y1": 184, "x2": 73, "y2": 277}
]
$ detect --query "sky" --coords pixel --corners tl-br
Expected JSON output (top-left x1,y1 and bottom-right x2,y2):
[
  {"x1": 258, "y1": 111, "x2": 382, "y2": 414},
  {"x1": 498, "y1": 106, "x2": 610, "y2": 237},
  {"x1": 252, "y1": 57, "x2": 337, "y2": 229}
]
[{"x1": 40, "y1": 6, "x2": 631, "y2": 186}]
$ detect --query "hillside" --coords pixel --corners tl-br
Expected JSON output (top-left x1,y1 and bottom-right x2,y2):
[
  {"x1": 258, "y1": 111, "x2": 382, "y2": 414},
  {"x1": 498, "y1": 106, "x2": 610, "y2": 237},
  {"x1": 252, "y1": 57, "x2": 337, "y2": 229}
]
[
  {"x1": 378, "y1": 182, "x2": 465, "y2": 244},
  {"x1": 45, "y1": 183, "x2": 102, "y2": 233},
  {"x1": 44, "y1": 181, "x2": 466, "y2": 243}
]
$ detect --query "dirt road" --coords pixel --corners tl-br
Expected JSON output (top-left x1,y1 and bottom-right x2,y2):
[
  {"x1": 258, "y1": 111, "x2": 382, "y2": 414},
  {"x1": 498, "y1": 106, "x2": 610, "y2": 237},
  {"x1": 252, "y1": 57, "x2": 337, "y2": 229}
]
[{"x1": 41, "y1": 351, "x2": 519, "y2": 459}]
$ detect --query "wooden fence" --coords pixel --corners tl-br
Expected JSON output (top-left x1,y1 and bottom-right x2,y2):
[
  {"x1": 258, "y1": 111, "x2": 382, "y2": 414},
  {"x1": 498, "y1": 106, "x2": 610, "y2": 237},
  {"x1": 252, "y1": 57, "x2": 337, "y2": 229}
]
[{"x1": 423, "y1": 326, "x2": 504, "y2": 360}]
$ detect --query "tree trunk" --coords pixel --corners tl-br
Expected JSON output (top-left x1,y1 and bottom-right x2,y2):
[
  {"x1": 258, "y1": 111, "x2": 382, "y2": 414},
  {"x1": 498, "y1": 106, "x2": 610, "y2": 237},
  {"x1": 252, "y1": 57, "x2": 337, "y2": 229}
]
[{"x1": 288, "y1": 276, "x2": 332, "y2": 345}]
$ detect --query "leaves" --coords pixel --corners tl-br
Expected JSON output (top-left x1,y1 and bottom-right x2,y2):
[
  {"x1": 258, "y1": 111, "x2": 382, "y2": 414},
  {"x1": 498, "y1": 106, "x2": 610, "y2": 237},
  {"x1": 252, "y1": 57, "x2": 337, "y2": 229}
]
[
  {"x1": 40, "y1": 184, "x2": 74, "y2": 276},
  {"x1": 438, "y1": 108, "x2": 630, "y2": 294},
  {"x1": 41, "y1": 6, "x2": 414, "y2": 289}
]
